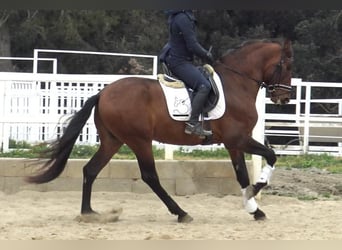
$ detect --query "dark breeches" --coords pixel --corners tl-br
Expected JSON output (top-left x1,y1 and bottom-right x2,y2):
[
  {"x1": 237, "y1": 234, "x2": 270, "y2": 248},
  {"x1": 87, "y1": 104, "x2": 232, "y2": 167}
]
[{"x1": 168, "y1": 61, "x2": 211, "y2": 92}]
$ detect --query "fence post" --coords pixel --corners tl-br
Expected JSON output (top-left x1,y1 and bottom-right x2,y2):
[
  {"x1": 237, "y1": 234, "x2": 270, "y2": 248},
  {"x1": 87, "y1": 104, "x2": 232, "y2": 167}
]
[
  {"x1": 339, "y1": 101, "x2": 342, "y2": 155},
  {"x1": 0, "y1": 80, "x2": 6, "y2": 152},
  {"x1": 252, "y1": 88, "x2": 266, "y2": 191},
  {"x1": 303, "y1": 84, "x2": 311, "y2": 154},
  {"x1": 294, "y1": 78, "x2": 302, "y2": 122},
  {"x1": 164, "y1": 144, "x2": 174, "y2": 160},
  {"x1": 152, "y1": 55, "x2": 158, "y2": 78}
]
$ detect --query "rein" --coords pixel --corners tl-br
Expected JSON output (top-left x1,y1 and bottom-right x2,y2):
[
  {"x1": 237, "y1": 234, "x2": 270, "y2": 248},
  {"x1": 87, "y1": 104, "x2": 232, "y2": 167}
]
[
  {"x1": 216, "y1": 43, "x2": 293, "y2": 96},
  {"x1": 216, "y1": 61, "x2": 266, "y2": 89}
]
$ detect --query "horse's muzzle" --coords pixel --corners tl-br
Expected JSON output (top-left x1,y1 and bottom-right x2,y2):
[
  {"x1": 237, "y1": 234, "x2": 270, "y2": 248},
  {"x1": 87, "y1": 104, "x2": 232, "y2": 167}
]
[
  {"x1": 272, "y1": 96, "x2": 290, "y2": 105},
  {"x1": 282, "y1": 97, "x2": 290, "y2": 104}
]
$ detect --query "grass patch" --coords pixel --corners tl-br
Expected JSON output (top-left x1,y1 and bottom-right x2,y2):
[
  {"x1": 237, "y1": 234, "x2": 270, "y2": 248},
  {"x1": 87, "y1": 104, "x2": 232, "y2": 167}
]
[
  {"x1": 174, "y1": 147, "x2": 229, "y2": 160},
  {"x1": 297, "y1": 195, "x2": 318, "y2": 201},
  {"x1": 0, "y1": 141, "x2": 229, "y2": 160},
  {"x1": 0, "y1": 143, "x2": 164, "y2": 160},
  {"x1": 1, "y1": 140, "x2": 342, "y2": 174},
  {"x1": 276, "y1": 154, "x2": 342, "y2": 173}
]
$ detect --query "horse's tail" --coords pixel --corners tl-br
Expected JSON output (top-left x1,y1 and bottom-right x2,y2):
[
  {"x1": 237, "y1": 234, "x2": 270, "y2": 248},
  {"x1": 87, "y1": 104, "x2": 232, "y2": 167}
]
[{"x1": 26, "y1": 93, "x2": 100, "y2": 184}]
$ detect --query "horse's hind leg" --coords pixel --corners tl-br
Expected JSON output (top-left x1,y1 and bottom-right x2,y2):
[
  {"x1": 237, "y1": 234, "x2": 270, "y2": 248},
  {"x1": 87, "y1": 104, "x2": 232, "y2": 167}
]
[
  {"x1": 129, "y1": 140, "x2": 193, "y2": 223},
  {"x1": 81, "y1": 137, "x2": 123, "y2": 214},
  {"x1": 228, "y1": 149, "x2": 266, "y2": 220}
]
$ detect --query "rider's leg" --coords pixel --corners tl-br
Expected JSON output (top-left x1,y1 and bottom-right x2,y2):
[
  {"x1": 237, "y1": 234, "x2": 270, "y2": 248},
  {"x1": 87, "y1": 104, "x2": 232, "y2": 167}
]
[
  {"x1": 168, "y1": 62, "x2": 212, "y2": 137},
  {"x1": 184, "y1": 84, "x2": 212, "y2": 136}
]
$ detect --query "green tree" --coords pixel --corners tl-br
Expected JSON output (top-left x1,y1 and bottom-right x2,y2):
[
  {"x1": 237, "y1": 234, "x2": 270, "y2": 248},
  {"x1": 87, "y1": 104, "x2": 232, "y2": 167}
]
[
  {"x1": 2, "y1": 10, "x2": 341, "y2": 83},
  {"x1": 294, "y1": 10, "x2": 342, "y2": 82},
  {"x1": 0, "y1": 10, "x2": 15, "y2": 71}
]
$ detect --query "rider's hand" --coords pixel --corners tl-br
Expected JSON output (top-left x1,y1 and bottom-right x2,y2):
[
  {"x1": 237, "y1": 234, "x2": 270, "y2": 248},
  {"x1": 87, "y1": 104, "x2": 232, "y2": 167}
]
[{"x1": 205, "y1": 51, "x2": 214, "y2": 64}]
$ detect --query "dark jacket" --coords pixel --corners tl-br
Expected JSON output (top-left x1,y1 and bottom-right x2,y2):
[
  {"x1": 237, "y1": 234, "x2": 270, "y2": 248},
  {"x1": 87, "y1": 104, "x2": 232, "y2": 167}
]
[{"x1": 160, "y1": 10, "x2": 209, "y2": 65}]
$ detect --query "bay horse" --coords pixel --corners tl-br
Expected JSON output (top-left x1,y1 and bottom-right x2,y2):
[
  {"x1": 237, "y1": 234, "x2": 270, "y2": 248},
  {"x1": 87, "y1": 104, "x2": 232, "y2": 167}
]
[{"x1": 27, "y1": 39, "x2": 293, "y2": 223}]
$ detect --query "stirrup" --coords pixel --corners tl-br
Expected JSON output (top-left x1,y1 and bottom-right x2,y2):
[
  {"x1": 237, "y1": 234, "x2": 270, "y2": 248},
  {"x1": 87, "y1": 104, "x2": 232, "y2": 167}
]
[{"x1": 185, "y1": 122, "x2": 212, "y2": 137}]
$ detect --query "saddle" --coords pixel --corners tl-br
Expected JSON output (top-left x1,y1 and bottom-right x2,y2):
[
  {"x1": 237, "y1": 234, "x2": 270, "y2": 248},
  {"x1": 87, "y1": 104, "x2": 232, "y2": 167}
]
[
  {"x1": 158, "y1": 74, "x2": 185, "y2": 88},
  {"x1": 159, "y1": 64, "x2": 220, "y2": 113},
  {"x1": 158, "y1": 63, "x2": 226, "y2": 138}
]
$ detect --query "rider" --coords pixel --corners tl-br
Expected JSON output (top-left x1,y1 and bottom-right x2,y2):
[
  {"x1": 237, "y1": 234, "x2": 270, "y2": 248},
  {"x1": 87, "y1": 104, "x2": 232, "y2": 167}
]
[{"x1": 159, "y1": 10, "x2": 214, "y2": 137}]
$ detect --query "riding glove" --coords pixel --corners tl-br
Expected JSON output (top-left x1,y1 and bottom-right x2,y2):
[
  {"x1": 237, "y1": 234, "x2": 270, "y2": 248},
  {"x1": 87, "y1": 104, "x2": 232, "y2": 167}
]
[{"x1": 205, "y1": 51, "x2": 214, "y2": 64}]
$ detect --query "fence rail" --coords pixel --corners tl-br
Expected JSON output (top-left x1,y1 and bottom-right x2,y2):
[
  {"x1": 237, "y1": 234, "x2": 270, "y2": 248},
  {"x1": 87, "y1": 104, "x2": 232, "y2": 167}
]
[
  {"x1": 259, "y1": 78, "x2": 342, "y2": 156},
  {"x1": 1, "y1": 52, "x2": 341, "y2": 156},
  {"x1": 0, "y1": 50, "x2": 157, "y2": 151}
]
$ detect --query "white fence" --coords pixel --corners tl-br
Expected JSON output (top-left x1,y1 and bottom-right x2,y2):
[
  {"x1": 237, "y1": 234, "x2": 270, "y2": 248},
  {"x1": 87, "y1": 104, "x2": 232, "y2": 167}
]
[
  {"x1": 258, "y1": 78, "x2": 342, "y2": 156},
  {"x1": 1, "y1": 50, "x2": 342, "y2": 156},
  {"x1": 0, "y1": 49, "x2": 157, "y2": 151},
  {"x1": 0, "y1": 73, "x2": 124, "y2": 149}
]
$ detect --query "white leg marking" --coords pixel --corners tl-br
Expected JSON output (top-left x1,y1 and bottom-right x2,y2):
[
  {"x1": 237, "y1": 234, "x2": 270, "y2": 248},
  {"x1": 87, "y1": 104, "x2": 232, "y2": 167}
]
[
  {"x1": 257, "y1": 164, "x2": 275, "y2": 184},
  {"x1": 241, "y1": 188, "x2": 258, "y2": 213}
]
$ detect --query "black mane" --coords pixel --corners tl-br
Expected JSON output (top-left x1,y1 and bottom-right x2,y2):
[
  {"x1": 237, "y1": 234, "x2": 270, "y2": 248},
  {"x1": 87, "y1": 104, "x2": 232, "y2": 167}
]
[{"x1": 222, "y1": 38, "x2": 282, "y2": 57}]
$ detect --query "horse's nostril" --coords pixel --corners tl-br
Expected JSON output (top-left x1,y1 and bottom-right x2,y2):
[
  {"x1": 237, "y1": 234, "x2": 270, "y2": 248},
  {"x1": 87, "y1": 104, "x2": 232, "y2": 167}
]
[{"x1": 282, "y1": 98, "x2": 290, "y2": 104}]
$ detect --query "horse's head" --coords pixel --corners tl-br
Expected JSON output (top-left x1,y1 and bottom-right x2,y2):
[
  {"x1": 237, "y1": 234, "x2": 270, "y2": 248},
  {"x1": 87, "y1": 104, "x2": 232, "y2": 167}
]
[
  {"x1": 217, "y1": 39, "x2": 294, "y2": 105},
  {"x1": 263, "y1": 39, "x2": 293, "y2": 105}
]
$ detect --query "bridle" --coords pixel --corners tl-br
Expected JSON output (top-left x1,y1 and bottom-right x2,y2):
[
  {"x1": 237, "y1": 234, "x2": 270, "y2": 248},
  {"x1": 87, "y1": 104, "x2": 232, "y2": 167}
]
[
  {"x1": 217, "y1": 42, "x2": 292, "y2": 95},
  {"x1": 265, "y1": 51, "x2": 292, "y2": 94}
]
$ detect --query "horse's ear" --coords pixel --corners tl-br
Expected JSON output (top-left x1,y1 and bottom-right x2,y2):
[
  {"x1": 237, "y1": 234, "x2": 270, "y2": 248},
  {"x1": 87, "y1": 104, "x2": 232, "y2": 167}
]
[{"x1": 283, "y1": 38, "x2": 293, "y2": 58}]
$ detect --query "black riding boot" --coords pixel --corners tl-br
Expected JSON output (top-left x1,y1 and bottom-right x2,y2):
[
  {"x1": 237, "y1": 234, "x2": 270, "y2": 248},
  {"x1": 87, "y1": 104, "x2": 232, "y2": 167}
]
[{"x1": 185, "y1": 86, "x2": 212, "y2": 137}]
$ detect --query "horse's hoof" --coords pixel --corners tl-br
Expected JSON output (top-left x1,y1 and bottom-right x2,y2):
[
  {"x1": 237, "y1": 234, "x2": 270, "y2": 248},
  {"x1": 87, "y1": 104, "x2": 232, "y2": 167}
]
[
  {"x1": 252, "y1": 208, "x2": 266, "y2": 221},
  {"x1": 75, "y1": 208, "x2": 122, "y2": 223},
  {"x1": 178, "y1": 213, "x2": 193, "y2": 223},
  {"x1": 81, "y1": 208, "x2": 99, "y2": 215}
]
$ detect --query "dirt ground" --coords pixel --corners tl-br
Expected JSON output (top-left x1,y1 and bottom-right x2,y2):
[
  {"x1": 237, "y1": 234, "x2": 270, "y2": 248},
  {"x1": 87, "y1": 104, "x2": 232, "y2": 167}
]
[
  {"x1": 263, "y1": 167, "x2": 342, "y2": 199},
  {"x1": 1, "y1": 167, "x2": 342, "y2": 240}
]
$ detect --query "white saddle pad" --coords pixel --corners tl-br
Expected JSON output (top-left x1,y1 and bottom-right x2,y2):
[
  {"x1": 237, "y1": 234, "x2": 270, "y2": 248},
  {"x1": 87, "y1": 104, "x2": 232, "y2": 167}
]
[{"x1": 159, "y1": 72, "x2": 226, "y2": 121}]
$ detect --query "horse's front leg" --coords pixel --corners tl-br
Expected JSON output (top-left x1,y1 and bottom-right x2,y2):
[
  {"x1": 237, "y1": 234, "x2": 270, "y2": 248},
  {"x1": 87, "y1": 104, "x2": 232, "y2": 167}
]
[
  {"x1": 242, "y1": 137, "x2": 277, "y2": 199},
  {"x1": 227, "y1": 148, "x2": 266, "y2": 220}
]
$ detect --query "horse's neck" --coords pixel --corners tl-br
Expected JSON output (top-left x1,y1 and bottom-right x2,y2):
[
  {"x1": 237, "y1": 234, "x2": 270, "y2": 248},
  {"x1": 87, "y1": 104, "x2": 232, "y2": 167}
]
[
  {"x1": 216, "y1": 56, "x2": 262, "y2": 100},
  {"x1": 217, "y1": 43, "x2": 279, "y2": 99},
  {"x1": 221, "y1": 47, "x2": 265, "y2": 80}
]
